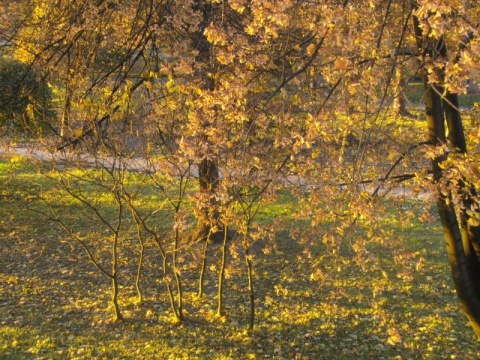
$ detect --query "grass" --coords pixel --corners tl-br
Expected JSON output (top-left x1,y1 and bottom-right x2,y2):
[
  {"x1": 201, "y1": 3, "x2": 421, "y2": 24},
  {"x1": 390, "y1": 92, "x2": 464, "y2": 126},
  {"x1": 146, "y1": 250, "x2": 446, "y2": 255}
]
[
  {"x1": 1, "y1": 159, "x2": 480, "y2": 359},
  {"x1": 405, "y1": 81, "x2": 480, "y2": 108}
]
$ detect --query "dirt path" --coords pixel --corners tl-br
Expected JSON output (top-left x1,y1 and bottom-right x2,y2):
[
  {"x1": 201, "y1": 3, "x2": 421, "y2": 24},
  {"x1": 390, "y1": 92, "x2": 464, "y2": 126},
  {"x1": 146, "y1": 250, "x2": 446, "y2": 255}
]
[{"x1": 0, "y1": 144, "x2": 434, "y2": 201}]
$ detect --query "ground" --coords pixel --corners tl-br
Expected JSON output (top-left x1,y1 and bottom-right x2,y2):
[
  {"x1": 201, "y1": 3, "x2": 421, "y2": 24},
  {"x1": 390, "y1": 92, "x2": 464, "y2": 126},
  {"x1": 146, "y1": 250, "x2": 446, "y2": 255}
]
[{"x1": 1, "y1": 161, "x2": 480, "y2": 359}]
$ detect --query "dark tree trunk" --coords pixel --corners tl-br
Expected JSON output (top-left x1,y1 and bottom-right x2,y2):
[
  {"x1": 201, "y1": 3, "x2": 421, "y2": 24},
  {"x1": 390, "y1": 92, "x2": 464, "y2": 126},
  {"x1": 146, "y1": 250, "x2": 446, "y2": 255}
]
[
  {"x1": 412, "y1": 2, "x2": 480, "y2": 338},
  {"x1": 187, "y1": 1, "x2": 224, "y2": 244},
  {"x1": 188, "y1": 158, "x2": 224, "y2": 243},
  {"x1": 394, "y1": 68, "x2": 415, "y2": 118}
]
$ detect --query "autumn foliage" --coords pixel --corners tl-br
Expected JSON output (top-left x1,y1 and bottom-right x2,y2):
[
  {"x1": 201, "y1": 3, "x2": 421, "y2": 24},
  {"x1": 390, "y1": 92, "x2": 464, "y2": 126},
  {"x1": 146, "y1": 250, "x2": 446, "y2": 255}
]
[{"x1": 1, "y1": 0, "x2": 480, "y2": 343}]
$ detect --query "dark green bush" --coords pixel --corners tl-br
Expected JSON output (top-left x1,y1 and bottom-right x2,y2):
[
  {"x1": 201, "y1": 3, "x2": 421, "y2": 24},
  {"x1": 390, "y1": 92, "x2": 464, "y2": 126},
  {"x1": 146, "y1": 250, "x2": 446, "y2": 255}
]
[{"x1": 0, "y1": 57, "x2": 54, "y2": 133}]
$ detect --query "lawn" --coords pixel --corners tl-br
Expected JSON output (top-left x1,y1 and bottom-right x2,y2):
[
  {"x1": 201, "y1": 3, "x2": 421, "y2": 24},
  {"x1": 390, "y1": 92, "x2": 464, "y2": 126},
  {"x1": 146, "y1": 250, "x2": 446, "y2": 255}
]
[
  {"x1": 1, "y1": 158, "x2": 480, "y2": 359},
  {"x1": 405, "y1": 80, "x2": 480, "y2": 109}
]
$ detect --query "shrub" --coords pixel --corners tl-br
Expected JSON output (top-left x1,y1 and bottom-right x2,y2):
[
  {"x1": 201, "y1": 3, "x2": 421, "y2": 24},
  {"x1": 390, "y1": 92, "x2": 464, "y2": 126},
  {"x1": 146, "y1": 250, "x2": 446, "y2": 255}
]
[{"x1": 0, "y1": 57, "x2": 54, "y2": 133}]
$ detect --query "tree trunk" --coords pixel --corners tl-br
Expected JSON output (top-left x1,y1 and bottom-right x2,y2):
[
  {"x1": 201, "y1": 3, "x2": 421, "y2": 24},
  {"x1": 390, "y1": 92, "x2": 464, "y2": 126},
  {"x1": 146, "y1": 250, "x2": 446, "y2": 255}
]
[
  {"x1": 61, "y1": 52, "x2": 72, "y2": 138},
  {"x1": 393, "y1": 68, "x2": 414, "y2": 118},
  {"x1": 188, "y1": 1, "x2": 224, "y2": 244},
  {"x1": 412, "y1": 3, "x2": 480, "y2": 338}
]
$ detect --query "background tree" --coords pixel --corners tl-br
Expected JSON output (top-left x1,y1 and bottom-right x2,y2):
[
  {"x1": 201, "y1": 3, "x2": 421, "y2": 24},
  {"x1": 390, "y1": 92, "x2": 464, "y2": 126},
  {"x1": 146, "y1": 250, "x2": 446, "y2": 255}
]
[{"x1": 0, "y1": 57, "x2": 53, "y2": 133}]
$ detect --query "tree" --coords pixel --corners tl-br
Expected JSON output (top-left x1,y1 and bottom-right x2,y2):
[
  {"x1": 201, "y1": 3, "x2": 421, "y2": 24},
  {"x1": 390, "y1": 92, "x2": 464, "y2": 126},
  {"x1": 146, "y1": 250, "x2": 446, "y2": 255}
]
[
  {"x1": 411, "y1": 0, "x2": 480, "y2": 337},
  {"x1": 4, "y1": 0, "x2": 480, "y2": 339}
]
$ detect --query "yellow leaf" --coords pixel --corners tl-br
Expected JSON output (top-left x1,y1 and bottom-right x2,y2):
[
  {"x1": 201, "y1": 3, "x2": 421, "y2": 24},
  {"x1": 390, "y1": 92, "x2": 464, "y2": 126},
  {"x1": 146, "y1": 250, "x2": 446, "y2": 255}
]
[
  {"x1": 388, "y1": 151, "x2": 397, "y2": 162},
  {"x1": 306, "y1": 43, "x2": 316, "y2": 56},
  {"x1": 26, "y1": 103, "x2": 35, "y2": 120},
  {"x1": 230, "y1": 0, "x2": 245, "y2": 13},
  {"x1": 166, "y1": 78, "x2": 175, "y2": 91},
  {"x1": 387, "y1": 328, "x2": 402, "y2": 345},
  {"x1": 334, "y1": 58, "x2": 350, "y2": 70}
]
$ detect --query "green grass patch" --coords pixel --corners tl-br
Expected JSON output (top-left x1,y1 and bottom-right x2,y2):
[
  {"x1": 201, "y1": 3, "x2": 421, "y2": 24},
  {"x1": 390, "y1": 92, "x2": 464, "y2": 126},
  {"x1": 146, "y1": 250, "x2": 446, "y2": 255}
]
[{"x1": 405, "y1": 81, "x2": 480, "y2": 108}]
